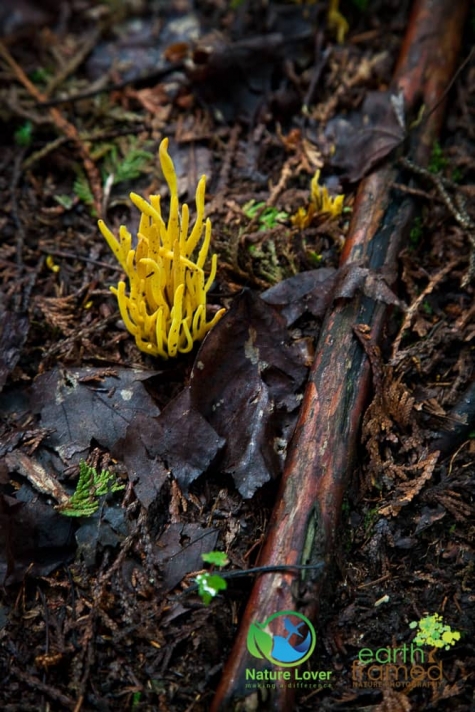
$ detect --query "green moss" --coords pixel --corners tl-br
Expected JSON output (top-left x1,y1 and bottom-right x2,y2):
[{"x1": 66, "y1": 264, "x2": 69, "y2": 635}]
[
  {"x1": 409, "y1": 215, "x2": 423, "y2": 247},
  {"x1": 429, "y1": 141, "x2": 447, "y2": 174},
  {"x1": 14, "y1": 121, "x2": 33, "y2": 147}
]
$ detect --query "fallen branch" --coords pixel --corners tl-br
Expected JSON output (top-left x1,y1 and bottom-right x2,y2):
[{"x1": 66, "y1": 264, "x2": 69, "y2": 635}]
[{"x1": 211, "y1": 0, "x2": 469, "y2": 709}]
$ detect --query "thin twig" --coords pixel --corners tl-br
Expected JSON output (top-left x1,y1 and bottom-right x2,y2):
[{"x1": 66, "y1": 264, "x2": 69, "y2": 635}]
[
  {"x1": 391, "y1": 257, "x2": 461, "y2": 359},
  {"x1": 400, "y1": 157, "x2": 475, "y2": 285},
  {"x1": 0, "y1": 40, "x2": 103, "y2": 215},
  {"x1": 45, "y1": 27, "x2": 102, "y2": 96}
]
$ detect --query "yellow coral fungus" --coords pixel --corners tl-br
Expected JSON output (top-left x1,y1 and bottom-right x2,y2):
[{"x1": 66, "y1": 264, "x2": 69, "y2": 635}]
[
  {"x1": 293, "y1": 0, "x2": 349, "y2": 44},
  {"x1": 98, "y1": 138, "x2": 225, "y2": 359},
  {"x1": 291, "y1": 170, "x2": 344, "y2": 229},
  {"x1": 327, "y1": 0, "x2": 349, "y2": 44}
]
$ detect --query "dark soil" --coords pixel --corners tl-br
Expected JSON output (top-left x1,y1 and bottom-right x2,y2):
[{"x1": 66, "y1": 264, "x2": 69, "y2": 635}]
[{"x1": 1, "y1": 1, "x2": 474, "y2": 710}]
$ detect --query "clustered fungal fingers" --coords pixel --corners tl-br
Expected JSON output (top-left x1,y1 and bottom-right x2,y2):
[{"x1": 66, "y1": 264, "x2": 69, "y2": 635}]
[
  {"x1": 180, "y1": 203, "x2": 189, "y2": 252},
  {"x1": 291, "y1": 168, "x2": 345, "y2": 229},
  {"x1": 98, "y1": 137, "x2": 225, "y2": 358},
  {"x1": 311, "y1": 170, "x2": 345, "y2": 216},
  {"x1": 186, "y1": 177, "x2": 207, "y2": 257}
]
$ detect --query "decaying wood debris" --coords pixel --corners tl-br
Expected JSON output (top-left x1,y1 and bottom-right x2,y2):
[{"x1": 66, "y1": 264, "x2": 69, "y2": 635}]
[{"x1": 211, "y1": 1, "x2": 470, "y2": 709}]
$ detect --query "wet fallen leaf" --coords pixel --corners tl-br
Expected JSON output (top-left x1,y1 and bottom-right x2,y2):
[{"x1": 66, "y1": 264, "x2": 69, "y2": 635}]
[
  {"x1": 334, "y1": 263, "x2": 406, "y2": 309},
  {"x1": 117, "y1": 291, "x2": 310, "y2": 503},
  {"x1": 261, "y1": 268, "x2": 336, "y2": 325},
  {"x1": 0, "y1": 486, "x2": 74, "y2": 585},
  {"x1": 188, "y1": 290, "x2": 309, "y2": 497},
  {"x1": 326, "y1": 91, "x2": 406, "y2": 182},
  {"x1": 31, "y1": 367, "x2": 160, "y2": 464},
  {"x1": 114, "y1": 395, "x2": 225, "y2": 508},
  {"x1": 155, "y1": 523, "x2": 219, "y2": 591},
  {"x1": 75, "y1": 505, "x2": 129, "y2": 569}
]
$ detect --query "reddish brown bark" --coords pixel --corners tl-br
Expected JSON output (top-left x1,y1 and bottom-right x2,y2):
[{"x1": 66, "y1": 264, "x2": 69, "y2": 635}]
[{"x1": 211, "y1": 1, "x2": 469, "y2": 709}]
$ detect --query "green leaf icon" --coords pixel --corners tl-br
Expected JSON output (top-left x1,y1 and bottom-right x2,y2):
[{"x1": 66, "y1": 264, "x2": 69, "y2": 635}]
[{"x1": 247, "y1": 622, "x2": 273, "y2": 660}]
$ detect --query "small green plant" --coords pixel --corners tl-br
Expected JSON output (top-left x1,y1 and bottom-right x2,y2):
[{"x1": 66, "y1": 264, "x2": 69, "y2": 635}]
[
  {"x1": 30, "y1": 67, "x2": 51, "y2": 84},
  {"x1": 409, "y1": 215, "x2": 423, "y2": 247},
  {"x1": 54, "y1": 194, "x2": 74, "y2": 210},
  {"x1": 14, "y1": 121, "x2": 34, "y2": 147},
  {"x1": 131, "y1": 691, "x2": 142, "y2": 710},
  {"x1": 421, "y1": 299, "x2": 433, "y2": 315},
  {"x1": 363, "y1": 506, "x2": 379, "y2": 534},
  {"x1": 243, "y1": 200, "x2": 289, "y2": 231},
  {"x1": 308, "y1": 251, "x2": 323, "y2": 265},
  {"x1": 73, "y1": 138, "x2": 154, "y2": 213},
  {"x1": 73, "y1": 171, "x2": 95, "y2": 210},
  {"x1": 102, "y1": 140, "x2": 154, "y2": 186},
  {"x1": 409, "y1": 614, "x2": 461, "y2": 650},
  {"x1": 451, "y1": 167, "x2": 463, "y2": 183},
  {"x1": 428, "y1": 141, "x2": 447, "y2": 173},
  {"x1": 58, "y1": 460, "x2": 125, "y2": 517},
  {"x1": 195, "y1": 551, "x2": 229, "y2": 605}
]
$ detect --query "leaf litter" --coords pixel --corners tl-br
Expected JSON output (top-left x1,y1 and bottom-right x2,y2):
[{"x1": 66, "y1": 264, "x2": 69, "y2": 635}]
[{"x1": 114, "y1": 289, "x2": 310, "y2": 503}]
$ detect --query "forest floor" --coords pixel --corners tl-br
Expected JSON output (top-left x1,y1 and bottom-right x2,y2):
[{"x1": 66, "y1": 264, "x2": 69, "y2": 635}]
[{"x1": 1, "y1": 1, "x2": 475, "y2": 710}]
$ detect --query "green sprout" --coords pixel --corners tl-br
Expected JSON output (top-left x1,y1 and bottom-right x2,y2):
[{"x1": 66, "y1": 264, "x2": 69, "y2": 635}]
[
  {"x1": 54, "y1": 194, "x2": 74, "y2": 210},
  {"x1": 14, "y1": 121, "x2": 34, "y2": 147},
  {"x1": 131, "y1": 691, "x2": 142, "y2": 710},
  {"x1": 308, "y1": 250, "x2": 323, "y2": 266},
  {"x1": 73, "y1": 138, "x2": 154, "y2": 213},
  {"x1": 243, "y1": 200, "x2": 289, "y2": 231},
  {"x1": 409, "y1": 215, "x2": 423, "y2": 248},
  {"x1": 409, "y1": 614, "x2": 461, "y2": 650},
  {"x1": 195, "y1": 551, "x2": 229, "y2": 605},
  {"x1": 73, "y1": 171, "x2": 95, "y2": 210},
  {"x1": 30, "y1": 67, "x2": 51, "y2": 84},
  {"x1": 428, "y1": 141, "x2": 447, "y2": 173},
  {"x1": 58, "y1": 460, "x2": 125, "y2": 517},
  {"x1": 101, "y1": 139, "x2": 154, "y2": 186},
  {"x1": 451, "y1": 167, "x2": 463, "y2": 183},
  {"x1": 421, "y1": 300, "x2": 433, "y2": 315}
]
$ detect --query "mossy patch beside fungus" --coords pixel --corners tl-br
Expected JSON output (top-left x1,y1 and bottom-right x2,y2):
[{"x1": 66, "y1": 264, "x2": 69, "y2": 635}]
[{"x1": 98, "y1": 138, "x2": 225, "y2": 359}]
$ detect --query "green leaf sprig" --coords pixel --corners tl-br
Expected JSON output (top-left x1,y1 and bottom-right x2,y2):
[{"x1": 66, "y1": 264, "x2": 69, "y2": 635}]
[
  {"x1": 58, "y1": 460, "x2": 125, "y2": 517},
  {"x1": 195, "y1": 551, "x2": 229, "y2": 605}
]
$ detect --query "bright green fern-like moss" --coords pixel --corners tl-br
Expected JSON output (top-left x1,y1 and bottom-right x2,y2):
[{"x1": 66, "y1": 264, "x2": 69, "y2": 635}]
[{"x1": 58, "y1": 460, "x2": 124, "y2": 517}]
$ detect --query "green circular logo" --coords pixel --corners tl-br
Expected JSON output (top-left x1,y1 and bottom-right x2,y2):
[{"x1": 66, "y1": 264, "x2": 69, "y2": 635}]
[{"x1": 246, "y1": 610, "x2": 316, "y2": 667}]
